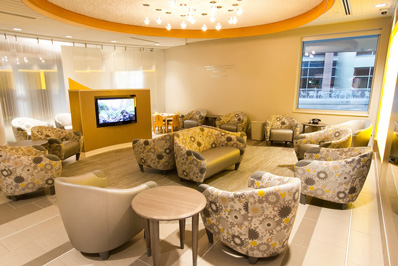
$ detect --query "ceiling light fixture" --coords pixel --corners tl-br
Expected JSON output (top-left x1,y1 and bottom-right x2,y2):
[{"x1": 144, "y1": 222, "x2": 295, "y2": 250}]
[
  {"x1": 156, "y1": 17, "x2": 162, "y2": 24},
  {"x1": 65, "y1": 35, "x2": 72, "y2": 38},
  {"x1": 13, "y1": 28, "x2": 22, "y2": 31},
  {"x1": 111, "y1": 40, "x2": 117, "y2": 43},
  {"x1": 144, "y1": 17, "x2": 150, "y2": 25},
  {"x1": 202, "y1": 24, "x2": 207, "y2": 31},
  {"x1": 180, "y1": 21, "x2": 187, "y2": 29},
  {"x1": 215, "y1": 23, "x2": 222, "y2": 30},
  {"x1": 374, "y1": 3, "x2": 387, "y2": 8},
  {"x1": 166, "y1": 23, "x2": 172, "y2": 30}
]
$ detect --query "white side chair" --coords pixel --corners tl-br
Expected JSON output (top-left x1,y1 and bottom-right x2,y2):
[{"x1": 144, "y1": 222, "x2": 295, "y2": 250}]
[{"x1": 55, "y1": 113, "x2": 72, "y2": 130}]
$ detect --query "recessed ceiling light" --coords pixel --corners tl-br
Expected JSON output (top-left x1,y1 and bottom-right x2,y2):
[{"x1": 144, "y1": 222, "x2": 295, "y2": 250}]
[
  {"x1": 155, "y1": 43, "x2": 160, "y2": 46},
  {"x1": 374, "y1": 3, "x2": 387, "y2": 8},
  {"x1": 13, "y1": 28, "x2": 22, "y2": 31},
  {"x1": 111, "y1": 40, "x2": 117, "y2": 43},
  {"x1": 65, "y1": 36, "x2": 72, "y2": 38}
]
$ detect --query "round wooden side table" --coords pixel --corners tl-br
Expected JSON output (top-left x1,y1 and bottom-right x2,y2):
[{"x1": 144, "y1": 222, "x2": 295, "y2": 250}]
[{"x1": 131, "y1": 186, "x2": 206, "y2": 266}]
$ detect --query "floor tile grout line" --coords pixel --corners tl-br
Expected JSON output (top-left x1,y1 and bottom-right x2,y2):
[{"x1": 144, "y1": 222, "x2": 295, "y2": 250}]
[
  {"x1": 42, "y1": 248, "x2": 74, "y2": 266},
  {"x1": 0, "y1": 214, "x2": 60, "y2": 241},
  {"x1": 197, "y1": 239, "x2": 219, "y2": 264},
  {"x1": 344, "y1": 207, "x2": 353, "y2": 266}
]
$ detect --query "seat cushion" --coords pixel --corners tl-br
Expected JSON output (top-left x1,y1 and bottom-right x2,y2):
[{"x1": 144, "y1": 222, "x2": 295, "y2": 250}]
[
  {"x1": 299, "y1": 144, "x2": 320, "y2": 160},
  {"x1": 201, "y1": 147, "x2": 240, "y2": 178},
  {"x1": 270, "y1": 128, "x2": 293, "y2": 142},
  {"x1": 184, "y1": 120, "x2": 199, "y2": 128},
  {"x1": 63, "y1": 140, "x2": 80, "y2": 159},
  {"x1": 220, "y1": 124, "x2": 238, "y2": 132}
]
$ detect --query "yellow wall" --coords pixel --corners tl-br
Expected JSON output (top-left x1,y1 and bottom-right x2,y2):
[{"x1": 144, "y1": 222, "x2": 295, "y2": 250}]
[
  {"x1": 164, "y1": 18, "x2": 392, "y2": 127},
  {"x1": 69, "y1": 80, "x2": 152, "y2": 152}
]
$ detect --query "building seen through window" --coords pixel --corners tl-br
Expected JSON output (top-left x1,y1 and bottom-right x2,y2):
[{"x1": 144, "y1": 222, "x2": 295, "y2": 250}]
[{"x1": 297, "y1": 35, "x2": 378, "y2": 111}]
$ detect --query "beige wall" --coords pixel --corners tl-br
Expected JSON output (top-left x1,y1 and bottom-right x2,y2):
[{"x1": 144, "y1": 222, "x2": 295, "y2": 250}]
[{"x1": 165, "y1": 18, "x2": 392, "y2": 128}]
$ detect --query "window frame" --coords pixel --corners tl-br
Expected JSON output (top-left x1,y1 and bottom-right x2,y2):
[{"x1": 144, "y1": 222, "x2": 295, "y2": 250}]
[{"x1": 293, "y1": 30, "x2": 382, "y2": 117}]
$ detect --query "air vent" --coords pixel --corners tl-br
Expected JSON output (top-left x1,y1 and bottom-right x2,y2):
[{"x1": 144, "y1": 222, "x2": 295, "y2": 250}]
[
  {"x1": 341, "y1": 0, "x2": 351, "y2": 15},
  {"x1": 0, "y1": 11, "x2": 36, "y2": 19}
]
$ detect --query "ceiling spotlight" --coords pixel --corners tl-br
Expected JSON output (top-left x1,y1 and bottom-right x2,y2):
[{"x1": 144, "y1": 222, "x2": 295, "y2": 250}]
[
  {"x1": 111, "y1": 40, "x2": 117, "y2": 43},
  {"x1": 13, "y1": 28, "x2": 22, "y2": 31},
  {"x1": 209, "y1": 15, "x2": 216, "y2": 23},
  {"x1": 166, "y1": 23, "x2": 172, "y2": 30},
  {"x1": 215, "y1": 23, "x2": 222, "y2": 30},
  {"x1": 156, "y1": 17, "x2": 162, "y2": 24},
  {"x1": 202, "y1": 24, "x2": 207, "y2": 32},
  {"x1": 228, "y1": 16, "x2": 238, "y2": 24},
  {"x1": 237, "y1": 7, "x2": 243, "y2": 15},
  {"x1": 144, "y1": 17, "x2": 150, "y2": 25},
  {"x1": 169, "y1": 0, "x2": 176, "y2": 7},
  {"x1": 155, "y1": 43, "x2": 160, "y2": 46},
  {"x1": 180, "y1": 21, "x2": 187, "y2": 29},
  {"x1": 65, "y1": 35, "x2": 72, "y2": 38},
  {"x1": 374, "y1": 3, "x2": 387, "y2": 7}
]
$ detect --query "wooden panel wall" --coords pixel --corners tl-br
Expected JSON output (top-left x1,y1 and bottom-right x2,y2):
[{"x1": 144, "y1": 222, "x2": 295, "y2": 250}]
[{"x1": 68, "y1": 80, "x2": 152, "y2": 152}]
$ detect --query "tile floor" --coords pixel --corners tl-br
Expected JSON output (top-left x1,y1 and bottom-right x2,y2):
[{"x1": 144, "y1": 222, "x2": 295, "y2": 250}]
[{"x1": 0, "y1": 153, "x2": 384, "y2": 266}]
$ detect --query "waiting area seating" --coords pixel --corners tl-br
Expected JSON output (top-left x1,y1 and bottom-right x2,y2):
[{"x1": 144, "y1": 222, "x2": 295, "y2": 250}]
[
  {"x1": 215, "y1": 111, "x2": 248, "y2": 132},
  {"x1": 11, "y1": 117, "x2": 52, "y2": 141},
  {"x1": 294, "y1": 127, "x2": 352, "y2": 160},
  {"x1": 174, "y1": 126, "x2": 246, "y2": 183},
  {"x1": 132, "y1": 133, "x2": 176, "y2": 172},
  {"x1": 198, "y1": 171, "x2": 301, "y2": 264},
  {"x1": 55, "y1": 170, "x2": 157, "y2": 259},
  {"x1": 295, "y1": 147, "x2": 372, "y2": 209},
  {"x1": 180, "y1": 108, "x2": 207, "y2": 128},
  {"x1": 54, "y1": 113, "x2": 73, "y2": 130},
  {"x1": 31, "y1": 126, "x2": 84, "y2": 160},
  {"x1": 330, "y1": 119, "x2": 373, "y2": 147},
  {"x1": 265, "y1": 114, "x2": 301, "y2": 145},
  {"x1": 0, "y1": 145, "x2": 62, "y2": 201}
]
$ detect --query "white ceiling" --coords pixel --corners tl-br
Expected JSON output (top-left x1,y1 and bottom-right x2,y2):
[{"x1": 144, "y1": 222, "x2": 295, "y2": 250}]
[{"x1": 0, "y1": 0, "x2": 397, "y2": 49}]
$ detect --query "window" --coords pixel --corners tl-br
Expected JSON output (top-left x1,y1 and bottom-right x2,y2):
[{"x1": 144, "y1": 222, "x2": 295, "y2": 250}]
[{"x1": 297, "y1": 35, "x2": 379, "y2": 112}]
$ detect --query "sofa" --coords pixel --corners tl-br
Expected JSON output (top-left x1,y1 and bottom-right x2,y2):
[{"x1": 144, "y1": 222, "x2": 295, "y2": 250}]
[
  {"x1": 31, "y1": 126, "x2": 84, "y2": 160},
  {"x1": 174, "y1": 126, "x2": 246, "y2": 183},
  {"x1": 11, "y1": 117, "x2": 52, "y2": 141},
  {"x1": 198, "y1": 171, "x2": 301, "y2": 264},
  {"x1": 180, "y1": 108, "x2": 207, "y2": 129},
  {"x1": 215, "y1": 111, "x2": 248, "y2": 132},
  {"x1": 330, "y1": 119, "x2": 373, "y2": 147},
  {"x1": 294, "y1": 127, "x2": 352, "y2": 160},
  {"x1": 295, "y1": 147, "x2": 372, "y2": 209},
  {"x1": 265, "y1": 114, "x2": 301, "y2": 145},
  {"x1": 0, "y1": 145, "x2": 62, "y2": 200},
  {"x1": 132, "y1": 133, "x2": 176, "y2": 172}
]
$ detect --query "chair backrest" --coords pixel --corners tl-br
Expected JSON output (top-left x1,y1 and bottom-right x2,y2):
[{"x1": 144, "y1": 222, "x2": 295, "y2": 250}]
[
  {"x1": 171, "y1": 114, "x2": 180, "y2": 126},
  {"x1": 55, "y1": 113, "x2": 72, "y2": 129},
  {"x1": 154, "y1": 114, "x2": 164, "y2": 127},
  {"x1": 333, "y1": 119, "x2": 372, "y2": 134}
]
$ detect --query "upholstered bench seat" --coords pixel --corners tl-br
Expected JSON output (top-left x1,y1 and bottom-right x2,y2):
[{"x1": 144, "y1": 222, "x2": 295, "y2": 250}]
[
  {"x1": 201, "y1": 147, "x2": 241, "y2": 178},
  {"x1": 270, "y1": 128, "x2": 293, "y2": 142}
]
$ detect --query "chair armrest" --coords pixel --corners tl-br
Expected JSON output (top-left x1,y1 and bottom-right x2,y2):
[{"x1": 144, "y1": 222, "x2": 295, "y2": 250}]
[
  {"x1": 248, "y1": 171, "x2": 296, "y2": 189},
  {"x1": 48, "y1": 138, "x2": 62, "y2": 145}
]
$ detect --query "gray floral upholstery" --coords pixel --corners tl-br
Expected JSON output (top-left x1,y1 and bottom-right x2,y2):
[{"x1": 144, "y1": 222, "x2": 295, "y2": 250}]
[
  {"x1": 202, "y1": 125, "x2": 248, "y2": 142},
  {"x1": 265, "y1": 115, "x2": 301, "y2": 142},
  {"x1": 295, "y1": 147, "x2": 372, "y2": 205},
  {"x1": 132, "y1": 133, "x2": 176, "y2": 172},
  {"x1": 11, "y1": 117, "x2": 52, "y2": 141},
  {"x1": 174, "y1": 126, "x2": 246, "y2": 183},
  {"x1": 216, "y1": 111, "x2": 248, "y2": 132},
  {"x1": 0, "y1": 145, "x2": 62, "y2": 198},
  {"x1": 199, "y1": 171, "x2": 301, "y2": 263},
  {"x1": 31, "y1": 126, "x2": 84, "y2": 160},
  {"x1": 180, "y1": 109, "x2": 207, "y2": 128},
  {"x1": 294, "y1": 127, "x2": 352, "y2": 159}
]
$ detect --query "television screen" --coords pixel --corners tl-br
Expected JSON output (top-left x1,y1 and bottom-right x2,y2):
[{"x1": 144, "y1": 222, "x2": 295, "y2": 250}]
[{"x1": 95, "y1": 95, "x2": 137, "y2": 128}]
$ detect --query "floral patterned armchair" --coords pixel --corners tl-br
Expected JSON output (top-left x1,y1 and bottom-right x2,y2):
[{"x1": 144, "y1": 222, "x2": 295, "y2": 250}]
[
  {"x1": 31, "y1": 126, "x2": 84, "y2": 160},
  {"x1": 216, "y1": 111, "x2": 248, "y2": 132},
  {"x1": 11, "y1": 117, "x2": 52, "y2": 141},
  {"x1": 294, "y1": 127, "x2": 352, "y2": 160},
  {"x1": 295, "y1": 147, "x2": 372, "y2": 209},
  {"x1": 0, "y1": 145, "x2": 62, "y2": 200},
  {"x1": 180, "y1": 108, "x2": 207, "y2": 128},
  {"x1": 264, "y1": 115, "x2": 301, "y2": 144},
  {"x1": 174, "y1": 126, "x2": 246, "y2": 183},
  {"x1": 198, "y1": 171, "x2": 301, "y2": 264},
  {"x1": 132, "y1": 133, "x2": 176, "y2": 173}
]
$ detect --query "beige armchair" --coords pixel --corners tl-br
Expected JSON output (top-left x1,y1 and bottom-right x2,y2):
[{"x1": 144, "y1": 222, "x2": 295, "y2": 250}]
[
  {"x1": 198, "y1": 171, "x2": 301, "y2": 264},
  {"x1": 216, "y1": 111, "x2": 248, "y2": 132},
  {"x1": 54, "y1": 113, "x2": 72, "y2": 130},
  {"x1": 294, "y1": 127, "x2": 352, "y2": 160},
  {"x1": 295, "y1": 147, "x2": 372, "y2": 209},
  {"x1": 0, "y1": 145, "x2": 62, "y2": 201},
  {"x1": 180, "y1": 108, "x2": 207, "y2": 128},
  {"x1": 11, "y1": 117, "x2": 52, "y2": 141},
  {"x1": 31, "y1": 126, "x2": 83, "y2": 160},
  {"x1": 132, "y1": 133, "x2": 176, "y2": 173},
  {"x1": 265, "y1": 115, "x2": 301, "y2": 145},
  {"x1": 330, "y1": 119, "x2": 373, "y2": 147},
  {"x1": 55, "y1": 170, "x2": 157, "y2": 259}
]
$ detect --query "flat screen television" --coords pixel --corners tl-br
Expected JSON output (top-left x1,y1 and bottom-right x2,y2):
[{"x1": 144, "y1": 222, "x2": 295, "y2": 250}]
[{"x1": 95, "y1": 95, "x2": 137, "y2": 128}]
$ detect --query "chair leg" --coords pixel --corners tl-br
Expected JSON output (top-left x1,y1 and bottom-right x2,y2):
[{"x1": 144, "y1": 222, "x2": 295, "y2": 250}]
[
  {"x1": 76, "y1": 153, "x2": 80, "y2": 161},
  {"x1": 99, "y1": 251, "x2": 109, "y2": 260},
  {"x1": 50, "y1": 186, "x2": 55, "y2": 195},
  {"x1": 10, "y1": 196, "x2": 17, "y2": 202},
  {"x1": 139, "y1": 164, "x2": 144, "y2": 172},
  {"x1": 300, "y1": 193, "x2": 306, "y2": 205},
  {"x1": 235, "y1": 163, "x2": 240, "y2": 170},
  {"x1": 249, "y1": 256, "x2": 259, "y2": 264},
  {"x1": 205, "y1": 229, "x2": 213, "y2": 243},
  {"x1": 341, "y1": 203, "x2": 348, "y2": 210}
]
